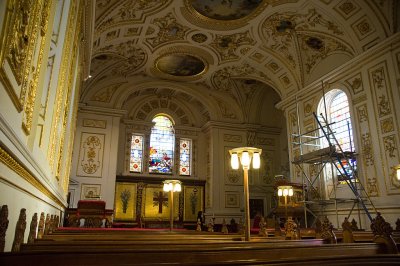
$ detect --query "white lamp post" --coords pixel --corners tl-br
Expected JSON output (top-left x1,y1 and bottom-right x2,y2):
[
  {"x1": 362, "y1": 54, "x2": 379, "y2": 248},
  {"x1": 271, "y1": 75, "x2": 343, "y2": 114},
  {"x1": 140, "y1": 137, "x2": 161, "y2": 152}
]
[
  {"x1": 277, "y1": 185, "x2": 293, "y2": 224},
  {"x1": 163, "y1": 180, "x2": 182, "y2": 231},
  {"x1": 229, "y1": 147, "x2": 262, "y2": 241}
]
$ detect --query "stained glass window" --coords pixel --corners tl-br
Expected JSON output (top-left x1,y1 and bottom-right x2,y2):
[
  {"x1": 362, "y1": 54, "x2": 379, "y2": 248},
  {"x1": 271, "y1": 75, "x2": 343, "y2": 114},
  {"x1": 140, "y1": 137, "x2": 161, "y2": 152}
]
[
  {"x1": 130, "y1": 135, "x2": 143, "y2": 173},
  {"x1": 149, "y1": 115, "x2": 175, "y2": 174},
  {"x1": 179, "y1": 139, "x2": 191, "y2": 175}
]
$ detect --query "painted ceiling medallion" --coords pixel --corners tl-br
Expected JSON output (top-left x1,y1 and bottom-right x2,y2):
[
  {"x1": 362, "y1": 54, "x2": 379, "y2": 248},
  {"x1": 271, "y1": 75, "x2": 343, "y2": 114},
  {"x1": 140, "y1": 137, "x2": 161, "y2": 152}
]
[
  {"x1": 190, "y1": 0, "x2": 263, "y2": 20},
  {"x1": 156, "y1": 54, "x2": 206, "y2": 77}
]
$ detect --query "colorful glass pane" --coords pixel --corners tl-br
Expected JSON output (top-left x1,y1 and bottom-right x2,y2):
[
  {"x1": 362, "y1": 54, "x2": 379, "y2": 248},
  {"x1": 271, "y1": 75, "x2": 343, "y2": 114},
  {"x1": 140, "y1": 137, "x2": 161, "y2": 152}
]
[
  {"x1": 179, "y1": 139, "x2": 191, "y2": 175},
  {"x1": 149, "y1": 115, "x2": 174, "y2": 174},
  {"x1": 329, "y1": 91, "x2": 354, "y2": 152},
  {"x1": 130, "y1": 135, "x2": 143, "y2": 173}
]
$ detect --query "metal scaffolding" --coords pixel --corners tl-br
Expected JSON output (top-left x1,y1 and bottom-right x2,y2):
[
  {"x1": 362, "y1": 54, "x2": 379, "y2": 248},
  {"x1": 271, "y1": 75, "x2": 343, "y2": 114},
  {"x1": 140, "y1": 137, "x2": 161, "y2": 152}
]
[{"x1": 291, "y1": 112, "x2": 377, "y2": 228}]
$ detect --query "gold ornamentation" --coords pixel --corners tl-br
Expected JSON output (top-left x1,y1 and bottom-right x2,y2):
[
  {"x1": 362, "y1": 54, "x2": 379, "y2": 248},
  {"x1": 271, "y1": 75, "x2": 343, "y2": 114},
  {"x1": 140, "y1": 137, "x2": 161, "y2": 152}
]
[
  {"x1": 371, "y1": 67, "x2": 392, "y2": 118},
  {"x1": 48, "y1": 0, "x2": 78, "y2": 168},
  {"x1": 91, "y1": 83, "x2": 125, "y2": 102},
  {"x1": 96, "y1": 0, "x2": 170, "y2": 33},
  {"x1": 261, "y1": 8, "x2": 344, "y2": 73},
  {"x1": 380, "y1": 118, "x2": 394, "y2": 134},
  {"x1": 209, "y1": 31, "x2": 255, "y2": 62},
  {"x1": 346, "y1": 73, "x2": 363, "y2": 95},
  {"x1": 212, "y1": 63, "x2": 271, "y2": 96},
  {"x1": 299, "y1": 33, "x2": 353, "y2": 74},
  {"x1": 191, "y1": 33, "x2": 207, "y2": 43},
  {"x1": 368, "y1": 175, "x2": 382, "y2": 195},
  {"x1": 383, "y1": 135, "x2": 397, "y2": 158},
  {"x1": 111, "y1": 42, "x2": 146, "y2": 77},
  {"x1": 338, "y1": 1, "x2": 357, "y2": 15},
  {"x1": 23, "y1": 0, "x2": 52, "y2": 133},
  {"x1": 81, "y1": 135, "x2": 102, "y2": 174},
  {"x1": 6, "y1": 0, "x2": 34, "y2": 85},
  {"x1": 361, "y1": 133, "x2": 374, "y2": 166},
  {"x1": 354, "y1": 17, "x2": 374, "y2": 38},
  {"x1": 357, "y1": 105, "x2": 368, "y2": 123},
  {"x1": 146, "y1": 13, "x2": 190, "y2": 48}
]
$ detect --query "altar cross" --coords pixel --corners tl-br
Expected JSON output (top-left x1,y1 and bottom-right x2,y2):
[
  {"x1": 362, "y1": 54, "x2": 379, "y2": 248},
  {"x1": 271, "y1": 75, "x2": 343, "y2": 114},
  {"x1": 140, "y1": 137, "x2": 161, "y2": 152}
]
[{"x1": 153, "y1": 191, "x2": 168, "y2": 213}]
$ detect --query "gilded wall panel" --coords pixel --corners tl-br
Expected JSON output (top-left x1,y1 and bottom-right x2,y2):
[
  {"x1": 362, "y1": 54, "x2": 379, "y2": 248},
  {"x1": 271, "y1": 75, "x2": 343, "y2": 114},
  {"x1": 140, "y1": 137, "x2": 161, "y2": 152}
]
[
  {"x1": 355, "y1": 104, "x2": 379, "y2": 197},
  {"x1": 183, "y1": 186, "x2": 203, "y2": 221},
  {"x1": 76, "y1": 133, "x2": 105, "y2": 178},
  {"x1": 114, "y1": 182, "x2": 137, "y2": 221},
  {"x1": 143, "y1": 185, "x2": 179, "y2": 220},
  {"x1": 56, "y1": 1, "x2": 83, "y2": 185},
  {"x1": 346, "y1": 73, "x2": 364, "y2": 95},
  {"x1": 368, "y1": 62, "x2": 400, "y2": 193},
  {"x1": 47, "y1": 0, "x2": 78, "y2": 170},
  {"x1": 22, "y1": 0, "x2": 53, "y2": 134},
  {"x1": 0, "y1": 0, "x2": 43, "y2": 112}
]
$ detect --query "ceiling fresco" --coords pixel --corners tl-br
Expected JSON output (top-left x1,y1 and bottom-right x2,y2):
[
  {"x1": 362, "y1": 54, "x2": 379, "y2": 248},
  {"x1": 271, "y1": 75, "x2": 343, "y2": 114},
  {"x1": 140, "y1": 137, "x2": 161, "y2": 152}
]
[
  {"x1": 156, "y1": 54, "x2": 206, "y2": 77},
  {"x1": 82, "y1": 0, "x2": 398, "y2": 125},
  {"x1": 189, "y1": 0, "x2": 263, "y2": 20}
]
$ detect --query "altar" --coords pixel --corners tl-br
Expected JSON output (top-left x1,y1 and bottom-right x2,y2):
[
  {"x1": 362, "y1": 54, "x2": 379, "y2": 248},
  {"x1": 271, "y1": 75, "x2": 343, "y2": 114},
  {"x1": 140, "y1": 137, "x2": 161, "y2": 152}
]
[
  {"x1": 113, "y1": 176, "x2": 205, "y2": 228},
  {"x1": 65, "y1": 200, "x2": 113, "y2": 228}
]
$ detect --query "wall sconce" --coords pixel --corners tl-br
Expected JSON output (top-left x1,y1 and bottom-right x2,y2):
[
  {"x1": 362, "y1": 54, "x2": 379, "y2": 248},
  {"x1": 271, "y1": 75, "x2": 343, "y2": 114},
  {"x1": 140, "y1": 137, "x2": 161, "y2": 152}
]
[
  {"x1": 229, "y1": 147, "x2": 262, "y2": 241},
  {"x1": 396, "y1": 165, "x2": 400, "y2": 181},
  {"x1": 163, "y1": 180, "x2": 182, "y2": 231}
]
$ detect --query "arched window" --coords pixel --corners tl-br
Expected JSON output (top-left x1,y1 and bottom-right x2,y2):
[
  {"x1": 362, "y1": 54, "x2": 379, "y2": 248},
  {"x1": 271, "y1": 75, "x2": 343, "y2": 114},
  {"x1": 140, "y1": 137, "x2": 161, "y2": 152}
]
[
  {"x1": 318, "y1": 89, "x2": 354, "y2": 152},
  {"x1": 149, "y1": 115, "x2": 175, "y2": 174},
  {"x1": 129, "y1": 114, "x2": 192, "y2": 176},
  {"x1": 318, "y1": 89, "x2": 356, "y2": 184}
]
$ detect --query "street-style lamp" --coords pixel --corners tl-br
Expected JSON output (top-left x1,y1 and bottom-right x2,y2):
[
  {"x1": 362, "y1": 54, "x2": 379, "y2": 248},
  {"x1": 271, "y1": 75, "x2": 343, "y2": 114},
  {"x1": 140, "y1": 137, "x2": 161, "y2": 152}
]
[
  {"x1": 163, "y1": 180, "x2": 182, "y2": 231},
  {"x1": 229, "y1": 147, "x2": 262, "y2": 241},
  {"x1": 277, "y1": 185, "x2": 293, "y2": 224}
]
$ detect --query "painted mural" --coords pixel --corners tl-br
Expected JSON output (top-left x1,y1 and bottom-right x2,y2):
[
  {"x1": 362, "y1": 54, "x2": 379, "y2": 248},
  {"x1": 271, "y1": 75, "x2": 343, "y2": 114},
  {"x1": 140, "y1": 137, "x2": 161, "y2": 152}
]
[
  {"x1": 190, "y1": 0, "x2": 262, "y2": 20},
  {"x1": 156, "y1": 54, "x2": 205, "y2": 77}
]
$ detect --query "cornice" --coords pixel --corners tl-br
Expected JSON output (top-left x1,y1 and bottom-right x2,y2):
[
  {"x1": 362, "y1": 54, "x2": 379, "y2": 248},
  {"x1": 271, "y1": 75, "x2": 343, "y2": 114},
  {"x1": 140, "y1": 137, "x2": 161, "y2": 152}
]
[
  {"x1": 0, "y1": 145, "x2": 66, "y2": 208},
  {"x1": 78, "y1": 103, "x2": 127, "y2": 117}
]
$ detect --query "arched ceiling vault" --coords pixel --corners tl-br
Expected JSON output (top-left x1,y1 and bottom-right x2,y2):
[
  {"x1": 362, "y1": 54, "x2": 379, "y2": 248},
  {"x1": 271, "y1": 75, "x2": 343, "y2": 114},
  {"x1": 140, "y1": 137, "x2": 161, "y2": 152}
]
[{"x1": 82, "y1": 0, "x2": 398, "y2": 125}]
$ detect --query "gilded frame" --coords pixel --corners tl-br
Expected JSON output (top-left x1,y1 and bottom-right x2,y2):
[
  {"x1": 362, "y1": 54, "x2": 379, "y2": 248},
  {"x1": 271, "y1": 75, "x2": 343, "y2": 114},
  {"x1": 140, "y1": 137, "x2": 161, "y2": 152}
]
[
  {"x1": 183, "y1": 185, "x2": 204, "y2": 221},
  {"x1": 114, "y1": 182, "x2": 137, "y2": 221},
  {"x1": 80, "y1": 183, "x2": 101, "y2": 200}
]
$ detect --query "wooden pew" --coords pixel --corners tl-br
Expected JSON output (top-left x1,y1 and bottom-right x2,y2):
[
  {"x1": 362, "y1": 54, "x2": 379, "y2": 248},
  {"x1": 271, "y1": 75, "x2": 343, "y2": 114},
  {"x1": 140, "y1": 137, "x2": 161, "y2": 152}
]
[{"x1": 1, "y1": 242, "x2": 397, "y2": 266}]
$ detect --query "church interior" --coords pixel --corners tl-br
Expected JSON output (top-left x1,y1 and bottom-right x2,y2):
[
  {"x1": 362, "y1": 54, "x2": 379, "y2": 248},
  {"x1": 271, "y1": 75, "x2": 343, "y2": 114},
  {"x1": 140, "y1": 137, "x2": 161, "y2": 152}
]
[{"x1": 1, "y1": 0, "x2": 400, "y2": 264}]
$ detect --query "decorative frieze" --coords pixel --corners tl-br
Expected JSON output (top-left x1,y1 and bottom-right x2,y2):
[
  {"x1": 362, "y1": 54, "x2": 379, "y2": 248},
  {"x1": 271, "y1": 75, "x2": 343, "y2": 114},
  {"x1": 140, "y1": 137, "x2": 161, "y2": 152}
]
[
  {"x1": 83, "y1": 119, "x2": 107, "y2": 129},
  {"x1": 223, "y1": 134, "x2": 242, "y2": 143}
]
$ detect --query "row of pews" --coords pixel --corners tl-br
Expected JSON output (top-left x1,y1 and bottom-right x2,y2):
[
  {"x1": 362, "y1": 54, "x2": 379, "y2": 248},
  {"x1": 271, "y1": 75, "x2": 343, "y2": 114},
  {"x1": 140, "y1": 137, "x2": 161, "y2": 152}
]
[{"x1": 1, "y1": 213, "x2": 400, "y2": 265}]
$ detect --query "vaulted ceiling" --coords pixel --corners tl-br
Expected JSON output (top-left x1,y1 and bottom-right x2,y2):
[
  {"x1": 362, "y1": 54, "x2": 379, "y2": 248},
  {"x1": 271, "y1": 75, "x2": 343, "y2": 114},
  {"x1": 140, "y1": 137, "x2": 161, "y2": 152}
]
[{"x1": 81, "y1": 0, "x2": 398, "y2": 127}]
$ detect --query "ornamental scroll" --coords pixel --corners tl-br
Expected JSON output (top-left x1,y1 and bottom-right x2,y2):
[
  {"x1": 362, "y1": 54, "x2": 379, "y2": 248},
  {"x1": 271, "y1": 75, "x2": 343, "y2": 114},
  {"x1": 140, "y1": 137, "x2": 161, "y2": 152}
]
[{"x1": 76, "y1": 133, "x2": 105, "y2": 178}]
